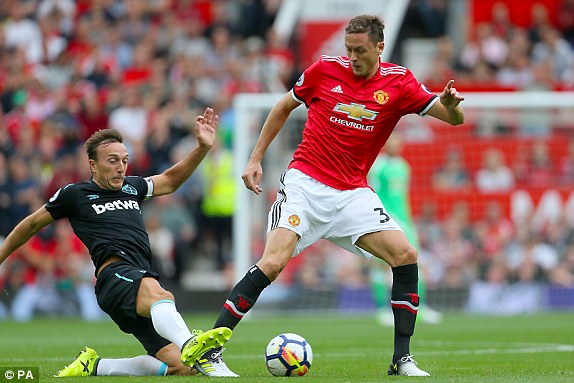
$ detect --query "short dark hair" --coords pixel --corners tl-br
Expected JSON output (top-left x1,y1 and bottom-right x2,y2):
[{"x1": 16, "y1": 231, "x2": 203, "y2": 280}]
[
  {"x1": 84, "y1": 128, "x2": 124, "y2": 161},
  {"x1": 345, "y1": 15, "x2": 385, "y2": 44}
]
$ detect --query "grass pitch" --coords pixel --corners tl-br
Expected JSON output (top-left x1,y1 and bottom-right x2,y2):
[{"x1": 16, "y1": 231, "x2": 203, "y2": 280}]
[{"x1": 0, "y1": 311, "x2": 573, "y2": 382}]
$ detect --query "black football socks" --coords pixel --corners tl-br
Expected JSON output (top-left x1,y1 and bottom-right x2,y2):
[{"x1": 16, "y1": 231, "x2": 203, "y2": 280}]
[
  {"x1": 390, "y1": 263, "x2": 419, "y2": 361},
  {"x1": 214, "y1": 265, "x2": 271, "y2": 330}
]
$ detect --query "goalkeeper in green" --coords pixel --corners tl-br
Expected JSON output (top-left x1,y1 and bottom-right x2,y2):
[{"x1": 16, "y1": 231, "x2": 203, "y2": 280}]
[{"x1": 368, "y1": 134, "x2": 443, "y2": 325}]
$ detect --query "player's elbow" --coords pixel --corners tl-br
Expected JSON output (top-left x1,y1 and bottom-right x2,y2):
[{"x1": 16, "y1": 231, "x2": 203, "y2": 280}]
[
  {"x1": 450, "y1": 115, "x2": 464, "y2": 126},
  {"x1": 449, "y1": 107, "x2": 465, "y2": 126}
]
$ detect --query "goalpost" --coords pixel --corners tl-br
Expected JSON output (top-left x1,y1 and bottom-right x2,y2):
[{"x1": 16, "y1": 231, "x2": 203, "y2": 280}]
[{"x1": 232, "y1": 91, "x2": 574, "y2": 313}]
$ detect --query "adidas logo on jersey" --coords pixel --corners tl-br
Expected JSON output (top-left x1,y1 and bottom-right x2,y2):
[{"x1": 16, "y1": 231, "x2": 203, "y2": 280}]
[
  {"x1": 92, "y1": 200, "x2": 141, "y2": 214},
  {"x1": 331, "y1": 85, "x2": 343, "y2": 93}
]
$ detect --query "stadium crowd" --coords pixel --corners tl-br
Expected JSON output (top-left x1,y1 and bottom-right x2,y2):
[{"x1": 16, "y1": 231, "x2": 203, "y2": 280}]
[{"x1": 0, "y1": 0, "x2": 573, "y2": 320}]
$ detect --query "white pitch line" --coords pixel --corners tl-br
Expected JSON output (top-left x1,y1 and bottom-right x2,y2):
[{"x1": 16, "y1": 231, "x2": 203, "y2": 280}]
[
  {"x1": 2, "y1": 343, "x2": 573, "y2": 363},
  {"x1": 214, "y1": 343, "x2": 574, "y2": 360},
  {"x1": 419, "y1": 344, "x2": 574, "y2": 356}
]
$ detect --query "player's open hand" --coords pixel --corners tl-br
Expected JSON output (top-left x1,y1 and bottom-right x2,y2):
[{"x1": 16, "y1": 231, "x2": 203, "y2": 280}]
[
  {"x1": 195, "y1": 107, "x2": 218, "y2": 149},
  {"x1": 242, "y1": 160, "x2": 264, "y2": 195},
  {"x1": 440, "y1": 80, "x2": 464, "y2": 109}
]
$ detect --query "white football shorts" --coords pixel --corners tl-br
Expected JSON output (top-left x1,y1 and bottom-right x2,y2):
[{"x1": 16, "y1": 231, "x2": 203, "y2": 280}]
[{"x1": 267, "y1": 168, "x2": 403, "y2": 258}]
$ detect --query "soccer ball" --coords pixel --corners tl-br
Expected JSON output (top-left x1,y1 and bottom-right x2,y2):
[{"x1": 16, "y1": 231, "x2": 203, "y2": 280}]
[{"x1": 265, "y1": 333, "x2": 313, "y2": 377}]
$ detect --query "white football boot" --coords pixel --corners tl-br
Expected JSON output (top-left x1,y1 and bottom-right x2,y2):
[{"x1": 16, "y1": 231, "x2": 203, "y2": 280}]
[
  {"x1": 195, "y1": 348, "x2": 239, "y2": 377},
  {"x1": 387, "y1": 354, "x2": 430, "y2": 376}
]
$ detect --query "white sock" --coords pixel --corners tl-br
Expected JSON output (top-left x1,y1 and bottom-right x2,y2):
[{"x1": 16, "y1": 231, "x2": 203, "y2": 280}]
[
  {"x1": 96, "y1": 355, "x2": 167, "y2": 376},
  {"x1": 150, "y1": 299, "x2": 192, "y2": 350}
]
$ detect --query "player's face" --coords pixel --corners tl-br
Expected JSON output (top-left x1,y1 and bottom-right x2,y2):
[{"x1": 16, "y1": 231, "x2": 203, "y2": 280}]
[
  {"x1": 344, "y1": 33, "x2": 383, "y2": 79},
  {"x1": 90, "y1": 141, "x2": 129, "y2": 191}
]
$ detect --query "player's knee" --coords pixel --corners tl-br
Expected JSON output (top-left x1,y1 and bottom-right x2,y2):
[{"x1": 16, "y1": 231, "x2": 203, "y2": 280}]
[
  {"x1": 257, "y1": 258, "x2": 286, "y2": 282},
  {"x1": 393, "y1": 245, "x2": 418, "y2": 266},
  {"x1": 149, "y1": 289, "x2": 174, "y2": 303}
]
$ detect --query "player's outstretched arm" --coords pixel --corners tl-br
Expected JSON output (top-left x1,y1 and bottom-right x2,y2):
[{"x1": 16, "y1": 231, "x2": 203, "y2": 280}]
[
  {"x1": 426, "y1": 80, "x2": 465, "y2": 126},
  {"x1": 0, "y1": 206, "x2": 54, "y2": 266},
  {"x1": 242, "y1": 93, "x2": 300, "y2": 195},
  {"x1": 151, "y1": 107, "x2": 218, "y2": 196}
]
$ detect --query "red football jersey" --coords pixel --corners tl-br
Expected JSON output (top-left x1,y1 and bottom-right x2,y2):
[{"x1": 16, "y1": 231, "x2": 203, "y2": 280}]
[{"x1": 289, "y1": 55, "x2": 437, "y2": 190}]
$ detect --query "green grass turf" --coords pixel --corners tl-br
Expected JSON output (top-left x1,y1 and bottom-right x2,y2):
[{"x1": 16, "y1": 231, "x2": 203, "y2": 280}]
[{"x1": 0, "y1": 311, "x2": 573, "y2": 382}]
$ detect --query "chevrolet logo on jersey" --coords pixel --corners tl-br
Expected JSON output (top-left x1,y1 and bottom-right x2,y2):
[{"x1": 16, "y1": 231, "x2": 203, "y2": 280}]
[{"x1": 333, "y1": 102, "x2": 378, "y2": 121}]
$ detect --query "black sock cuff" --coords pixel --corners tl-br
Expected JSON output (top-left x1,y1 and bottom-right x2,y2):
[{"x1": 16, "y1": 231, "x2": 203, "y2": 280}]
[
  {"x1": 92, "y1": 358, "x2": 100, "y2": 376},
  {"x1": 246, "y1": 265, "x2": 271, "y2": 290},
  {"x1": 391, "y1": 263, "x2": 418, "y2": 283}
]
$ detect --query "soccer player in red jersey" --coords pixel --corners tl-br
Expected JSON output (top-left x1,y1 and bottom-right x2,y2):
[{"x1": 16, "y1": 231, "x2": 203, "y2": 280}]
[{"x1": 199, "y1": 15, "x2": 465, "y2": 377}]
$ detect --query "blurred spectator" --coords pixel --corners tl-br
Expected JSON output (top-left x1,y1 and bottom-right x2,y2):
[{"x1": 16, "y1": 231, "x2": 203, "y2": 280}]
[
  {"x1": 8, "y1": 155, "x2": 42, "y2": 224},
  {"x1": 506, "y1": 227, "x2": 559, "y2": 281},
  {"x1": 432, "y1": 147, "x2": 471, "y2": 190},
  {"x1": 264, "y1": 28, "x2": 295, "y2": 90},
  {"x1": 527, "y1": 2, "x2": 552, "y2": 44},
  {"x1": 415, "y1": 202, "x2": 443, "y2": 247},
  {"x1": 121, "y1": 40, "x2": 153, "y2": 86},
  {"x1": 195, "y1": 25, "x2": 242, "y2": 105},
  {"x1": 531, "y1": 26, "x2": 574, "y2": 85},
  {"x1": 466, "y1": 257, "x2": 543, "y2": 314},
  {"x1": 550, "y1": 243, "x2": 574, "y2": 287},
  {"x1": 24, "y1": 80, "x2": 57, "y2": 126},
  {"x1": 496, "y1": 50, "x2": 535, "y2": 89},
  {"x1": 2, "y1": 87, "x2": 32, "y2": 148},
  {"x1": 99, "y1": 22, "x2": 134, "y2": 74},
  {"x1": 145, "y1": 210, "x2": 177, "y2": 281},
  {"x1": 513, "y1": 142, "x2": 555, "y2": 186},
  {"x1": 118, "y1": 0, "x2": 153, "y2": 46},
  {"x1": 475, "y1": 201, "x2": 514, "y2": 260},
  {"x1": 44, "y1": 88, "x2": 83, "y2": 152},
  {"x1": 84, "y1": 54, "x2": 113, "y2": 90},
  {"x1": 43, "y1": 151, "x2": 83, "y2": 201},
  {"x1": 237, "y1": 0, "x2": 274, "y2": 39},
  {"x1": 507, "y1": 27, "x2": 532, "y2": 58},
  {"x1": 0, "y1": 152, "x2": 15, "y2": 237},
  {"x1": 459, "y1": 22, "x2": 508, "y2": 71},
  {"x1": 404, "y1": 0, "x2": 448, "y2": 38},
  {"x1": 464, "y1": 60, "x2": 497, "y2": 89},
  {"x1": 431, "y1": 216, "x2": 475, "y2": 288},
  {"x1": 542, "y1": 216, "x2": 571, "y2": 256},
  {"x1": 9, "y1": 226, "x2": 61, "y2": 321},
  {"x1": 466, "y1": 259, "x2": 508, "y2": 313},
  {"x1": 144, "y1": 193, "x2": 198, "y2": 284},
  {"x1": 36, "y1": 0, "x2": 77, "y2": 38},
  {"x1": 9, "y1": 220, "x2": 102, "y2": 321},
  {"x1": 558, "y1": 138, "x2": 574, "y2": 184},
  {"x1": 169, "y1": 14, "x2": 210, "y2": 60},
  {"x1": 76, "y1": 92, "x2": 109, "y2": 140},
  {"x1": 475, "y1": 148, "x2": 515, "y2": 192},
  {"x1": 396, "y1": 114, "x2": 435, "y2": 143},
  {"x1": 199, "y1": 137, "x2": 236, "y2": 284},
  {"x1": 108, "y1": 85, "x2": 148, "y2": 150},
  {"x1": 558, "y1": 0, "x2": 574, "y2": 45},
  {"x1": 528, "y1": 142, "x2": 555, "y2": 187},
  {"x1": 170, "y1": 137, "x2": 205, "y2": 218},
  {"x1": 240, "y1": 36, "x2": 278, "y2": 93},
  {"x1": 3, "y1": 1, "x2": 43, "y2": 64},
  {"x1": 423, "y1": 36, "x2": 457, "y2": 89},
  {"x1": 37, "y1": 9, "x2": 68, "y2": 63},
  {"x1": 51, "y1": 220, "x2": 103, "y2": 321},
  {"x1": 297, "y1": 243, "x2": 338, "y2": 291},
  {"x1": 490, "y1": 2, "x2": 515, "y2": 39}
]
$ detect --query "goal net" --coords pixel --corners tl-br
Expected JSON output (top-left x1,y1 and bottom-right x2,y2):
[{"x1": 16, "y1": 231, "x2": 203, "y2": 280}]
[{"x1": 232, "y1": 91, "x2": 574, "y2": 315}]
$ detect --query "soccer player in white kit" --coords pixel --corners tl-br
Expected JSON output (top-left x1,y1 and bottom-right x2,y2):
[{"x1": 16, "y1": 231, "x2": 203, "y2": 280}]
[{"x1": 198, "y1": 14, "x2": 465, "y2": 377}]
